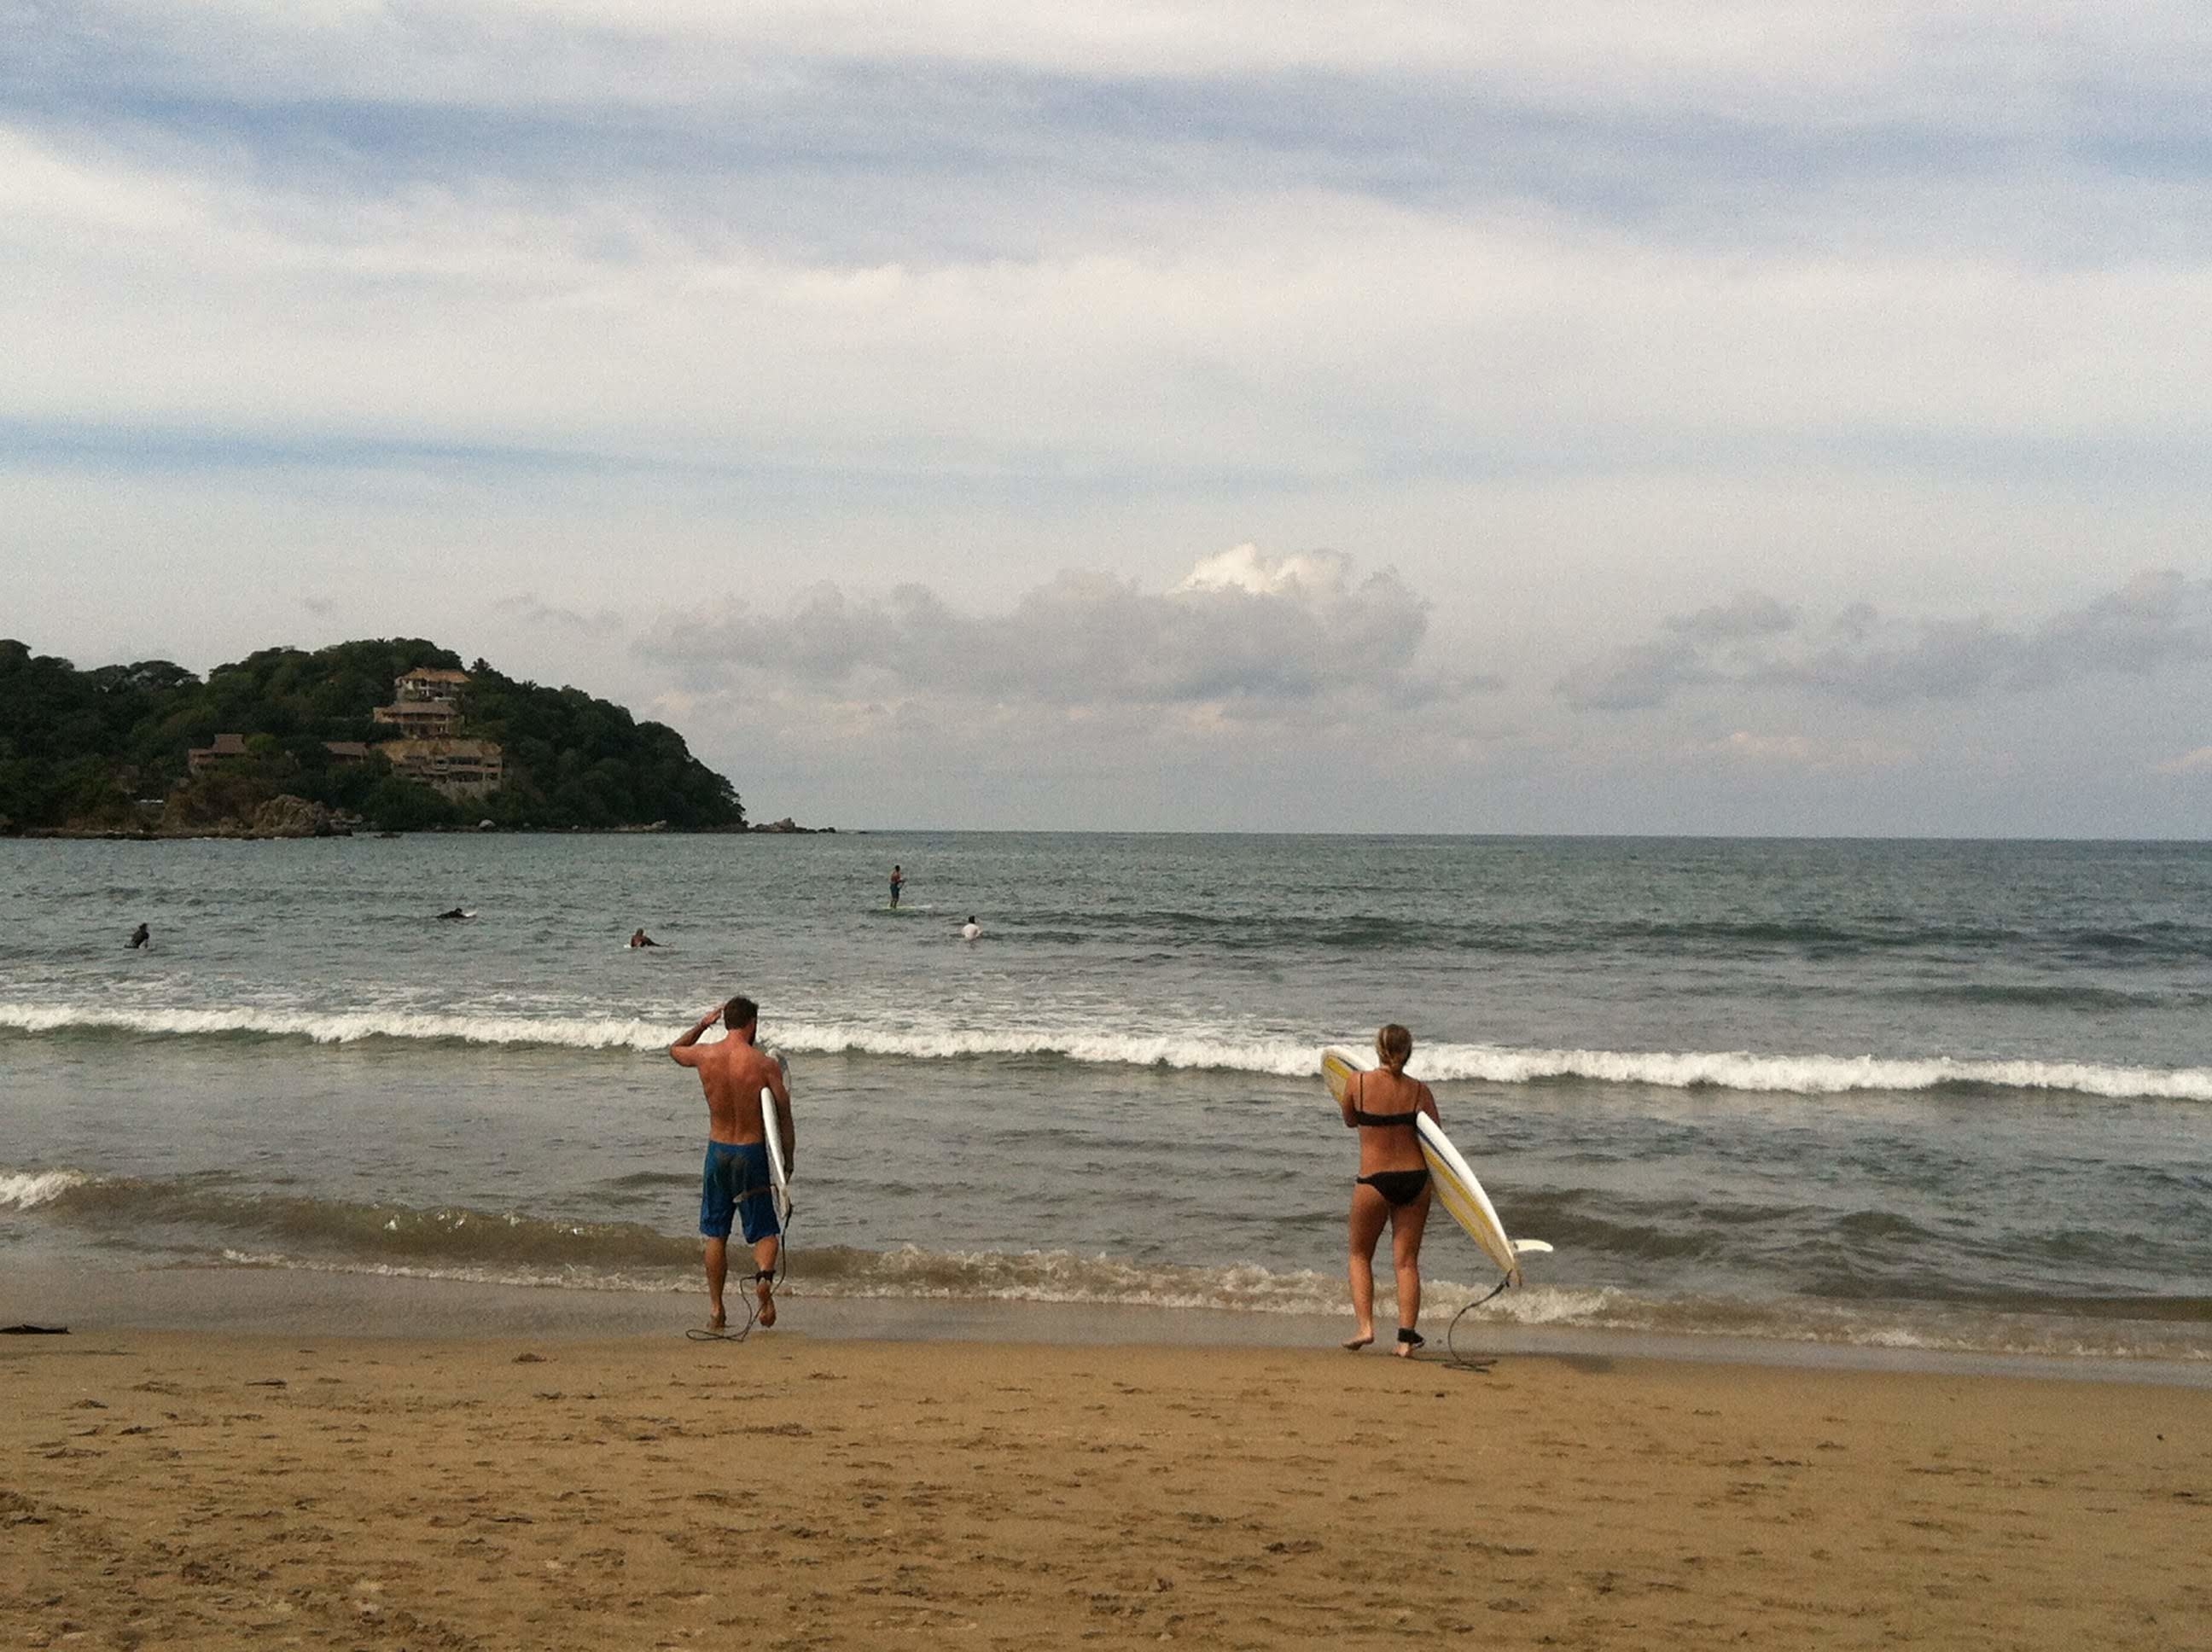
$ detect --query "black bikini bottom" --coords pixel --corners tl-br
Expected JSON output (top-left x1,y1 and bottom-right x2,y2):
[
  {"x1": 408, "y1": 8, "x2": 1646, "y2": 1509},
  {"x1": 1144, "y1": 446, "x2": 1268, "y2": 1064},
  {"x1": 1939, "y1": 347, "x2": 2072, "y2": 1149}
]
[{"x1": 1357, "y1": 1168, "x2": 1430, "y2": 1207}]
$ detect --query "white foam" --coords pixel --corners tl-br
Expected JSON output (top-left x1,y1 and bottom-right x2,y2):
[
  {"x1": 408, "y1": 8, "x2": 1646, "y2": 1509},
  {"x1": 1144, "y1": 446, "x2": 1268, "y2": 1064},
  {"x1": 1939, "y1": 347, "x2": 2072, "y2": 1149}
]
[
  {"x1": 0, "y1": 1168, "x2": 90, "y2": 1210},
  {"x1": 1407, "y1": 1044, "x2": 2212, "y2": 1102},
  {"x1": 0, "y1": 1002, "x2": 672, "y2": 1051},
  {"x1": 7, "y1": 1002, "x2": 2209, "y2": 1101}
]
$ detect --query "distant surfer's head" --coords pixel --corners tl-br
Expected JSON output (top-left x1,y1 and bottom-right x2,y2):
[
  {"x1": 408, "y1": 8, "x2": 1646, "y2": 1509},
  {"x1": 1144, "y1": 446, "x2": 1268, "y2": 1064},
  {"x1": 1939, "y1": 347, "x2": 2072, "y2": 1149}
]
[
  {"x1": 724, "y1": 994, "x2": 758, "y2": 1030},
  {"x1": 1376, "y1": 1023, "x2": 1413, "y2": 1073}
]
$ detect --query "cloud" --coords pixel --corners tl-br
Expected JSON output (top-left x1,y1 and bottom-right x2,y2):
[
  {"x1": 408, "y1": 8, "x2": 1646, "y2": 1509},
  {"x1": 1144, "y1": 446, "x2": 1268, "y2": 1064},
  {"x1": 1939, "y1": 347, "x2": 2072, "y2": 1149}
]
[
  {"x1": 643, "y1": 544, "x2": 1487, "y2": 725},
  {"x1": 1561, "y1": 571, "x2": 2212, "y2": 711},
  {"x1": 2154, "y1": 746, "x2": 2212, "y2": 777},
  {"x1": 1708, "y1": 730, "x2": 1912, "y2": 771},
  {"x1": 1665, "y1": 591, "x2": 1799, "y2": 643},
  {"x1": 492, "y1": 595, "x2": 624, "y2": 635}
]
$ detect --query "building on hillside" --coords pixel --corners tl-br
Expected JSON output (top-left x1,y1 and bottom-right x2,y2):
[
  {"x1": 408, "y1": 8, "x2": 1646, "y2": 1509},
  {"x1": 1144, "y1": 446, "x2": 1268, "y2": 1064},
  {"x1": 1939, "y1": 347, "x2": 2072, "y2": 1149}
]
[
  {"x1": 373, "y1": 667, "x2": 469, "y2": 739},
  {"x1": 187, "y1": 733, "x2": 249, "y2": 773},
  {"x1": 374, "y1": 737, "x2": 505, "y2": 800},
  {"x1": 323, "y1": 742, "x2": 371, "y2": 765},
  {"x1": 395, "y1": 667, "x2": 470, "y2": 701}
]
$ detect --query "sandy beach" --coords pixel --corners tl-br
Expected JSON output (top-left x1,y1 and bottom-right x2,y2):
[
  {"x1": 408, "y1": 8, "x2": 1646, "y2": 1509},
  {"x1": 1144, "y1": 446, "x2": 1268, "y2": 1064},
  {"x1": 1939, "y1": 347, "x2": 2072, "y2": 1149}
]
[{"x1": 5, "y1": 1323, "x2": 2206, "y2": 1651}]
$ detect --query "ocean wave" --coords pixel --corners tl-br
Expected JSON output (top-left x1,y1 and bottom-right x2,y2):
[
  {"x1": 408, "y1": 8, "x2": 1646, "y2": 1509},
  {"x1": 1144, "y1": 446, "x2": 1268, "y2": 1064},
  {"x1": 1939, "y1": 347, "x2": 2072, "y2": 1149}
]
[
  {"x1": 5, "y1": 1001, "x2": 2209, "y2": 1101},
  {"x1": 15, "y1": 1172, "x2": 2205, "y2": 1358},
  {"x1": 0, "y1": 1002, "x2": 675, "y2": 1052},
  {"x1": 1426, "y1": 1046, "x2": 2212, "y2": 1101},
  {"x1": 0, "y1": 1168, "x2": 92, "y2": 1210},
  {"x1": 195, "y1": 1247, "x2": 2211, "y2": 1360},
  {"x1": 27, "y1": 1175, "x2": 695, "y2": 1269}
]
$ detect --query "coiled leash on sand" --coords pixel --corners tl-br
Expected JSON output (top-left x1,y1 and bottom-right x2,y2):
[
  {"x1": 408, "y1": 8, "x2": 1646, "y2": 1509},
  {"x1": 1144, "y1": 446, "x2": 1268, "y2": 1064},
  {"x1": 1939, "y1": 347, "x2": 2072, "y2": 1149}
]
[{"x1": 1441, "y1": 1272, "x2": 1515, "y2": 1372}]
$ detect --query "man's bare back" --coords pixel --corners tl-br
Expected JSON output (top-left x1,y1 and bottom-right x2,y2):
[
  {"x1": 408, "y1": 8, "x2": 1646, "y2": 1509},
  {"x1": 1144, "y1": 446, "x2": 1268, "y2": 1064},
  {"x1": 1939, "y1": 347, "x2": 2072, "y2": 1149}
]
[{"x1": 672, "y1": 1003, "x2": 789, "y2": 1148}]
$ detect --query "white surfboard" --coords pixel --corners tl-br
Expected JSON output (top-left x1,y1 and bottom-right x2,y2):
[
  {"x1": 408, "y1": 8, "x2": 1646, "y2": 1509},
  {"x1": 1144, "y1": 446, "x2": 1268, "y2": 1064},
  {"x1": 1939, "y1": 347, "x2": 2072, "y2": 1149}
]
[
  {"x1": 1322, "y1": 1046, "x2": 1549, "y2": 1287},
  {"x1": 760, "y1": 1050, "x2": 792, "y2": 1231}
]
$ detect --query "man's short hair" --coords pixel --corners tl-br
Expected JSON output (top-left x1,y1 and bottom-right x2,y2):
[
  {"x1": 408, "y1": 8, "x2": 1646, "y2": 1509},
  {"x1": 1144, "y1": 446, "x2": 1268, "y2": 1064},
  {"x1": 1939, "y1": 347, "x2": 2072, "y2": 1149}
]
[{"x1": 725, "y1": 994, "x2": 758, "y2": 1029}]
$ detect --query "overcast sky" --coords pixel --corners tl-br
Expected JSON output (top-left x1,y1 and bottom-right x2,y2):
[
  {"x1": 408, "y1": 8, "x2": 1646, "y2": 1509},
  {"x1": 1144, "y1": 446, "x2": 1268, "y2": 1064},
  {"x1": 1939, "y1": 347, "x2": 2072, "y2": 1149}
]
[{"x1": 5, "y1": 2, "x2": 2209, "y2": 832}]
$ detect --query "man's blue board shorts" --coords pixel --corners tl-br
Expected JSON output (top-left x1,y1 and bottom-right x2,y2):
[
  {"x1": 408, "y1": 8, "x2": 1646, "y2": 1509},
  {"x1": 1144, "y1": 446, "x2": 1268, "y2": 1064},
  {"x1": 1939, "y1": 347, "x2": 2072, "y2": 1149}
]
[{"x1": 700, "y1": 1141, "x2": 780, "y2": 1244}]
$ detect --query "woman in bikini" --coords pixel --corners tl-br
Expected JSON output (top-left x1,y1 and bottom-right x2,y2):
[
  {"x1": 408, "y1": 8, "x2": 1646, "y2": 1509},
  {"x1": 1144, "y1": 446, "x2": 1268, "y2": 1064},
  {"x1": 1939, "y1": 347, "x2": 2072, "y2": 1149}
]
[{"x1": 1338, "y1": 1022, "x2": 1437, "y2": 1355}]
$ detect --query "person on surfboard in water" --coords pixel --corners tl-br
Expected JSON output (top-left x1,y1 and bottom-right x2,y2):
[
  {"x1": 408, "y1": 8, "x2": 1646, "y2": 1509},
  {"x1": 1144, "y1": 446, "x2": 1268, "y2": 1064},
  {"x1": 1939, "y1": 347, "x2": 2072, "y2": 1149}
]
[
  {"x1": 1336, "y1": 1022, "x2": 1438, "y2": 1356},
  {"x1": 670, "y1": 996, "x2": 794, "y2": 1333}
]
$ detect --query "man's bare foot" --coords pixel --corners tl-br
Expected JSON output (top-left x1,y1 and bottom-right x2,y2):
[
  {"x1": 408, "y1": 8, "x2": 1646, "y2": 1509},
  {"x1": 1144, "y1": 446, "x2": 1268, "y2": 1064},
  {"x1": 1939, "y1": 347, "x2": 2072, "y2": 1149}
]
[
  {"x1": 754, "y1": 1272, "x2": 777, "y2": 1329},
  {"x1": 707, "y1": 1306, "x2": 725, "y2": 1332},
  {"x1": 1342, "y1": 1330, "x2": 1374, "y2": 1351}
]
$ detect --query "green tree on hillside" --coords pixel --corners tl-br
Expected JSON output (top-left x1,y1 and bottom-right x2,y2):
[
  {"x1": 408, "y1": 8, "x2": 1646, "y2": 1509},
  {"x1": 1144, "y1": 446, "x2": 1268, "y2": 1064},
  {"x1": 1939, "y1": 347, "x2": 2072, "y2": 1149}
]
[{"x1": 0, "y1": 637, "x2": 742, "y2": 833}]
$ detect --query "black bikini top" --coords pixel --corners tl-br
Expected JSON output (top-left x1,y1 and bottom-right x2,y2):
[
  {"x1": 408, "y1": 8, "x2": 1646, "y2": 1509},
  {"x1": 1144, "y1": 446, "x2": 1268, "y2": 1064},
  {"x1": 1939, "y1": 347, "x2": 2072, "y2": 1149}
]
[
  {"x1": 1350, "y1": 1108, "x2": 1420, "y2": 1127},
  {"x1": 1350, "y1": 1072, "x2": 1420, "y2": 1129}
]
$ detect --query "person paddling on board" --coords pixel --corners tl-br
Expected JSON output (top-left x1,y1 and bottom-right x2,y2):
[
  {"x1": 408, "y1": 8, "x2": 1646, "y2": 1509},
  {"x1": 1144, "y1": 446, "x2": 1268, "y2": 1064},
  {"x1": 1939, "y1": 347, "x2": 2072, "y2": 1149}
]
[
  {"x1": 889, "y1": 864, "x2": 905, "y2": 909},
  {"x1": 128, "y1": 922, "x2": 150, "y2": 950},
  {"x1": 1337, "y1": 1022, "x2": 1438, "y2": 1356},
  {"x1": 670, "y1": 996, "x2": 794, "y2": 1333},
  {"x1": 628, "y1": 928, "x2": 660, "y2": 948}
]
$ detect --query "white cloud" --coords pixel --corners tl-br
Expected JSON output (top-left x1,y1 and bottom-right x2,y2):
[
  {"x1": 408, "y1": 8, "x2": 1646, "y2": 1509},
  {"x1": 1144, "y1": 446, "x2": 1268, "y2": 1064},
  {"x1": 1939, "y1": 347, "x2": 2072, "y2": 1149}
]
[
  {"x1": 1709, "y1": 730, "x2": 1912, "y2": 771},
  {"x1": 2153, "y1": 746, "x2": 2212, "y2": 777},
  {"x1": 643, "y1": 545, "x2": 1481, "y2": 725}
]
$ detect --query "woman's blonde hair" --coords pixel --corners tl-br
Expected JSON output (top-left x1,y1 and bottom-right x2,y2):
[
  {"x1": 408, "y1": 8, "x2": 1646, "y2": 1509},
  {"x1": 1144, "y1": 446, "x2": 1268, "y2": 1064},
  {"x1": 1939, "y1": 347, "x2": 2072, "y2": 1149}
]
[{"x1": 1376, "y1": 1023, "x2": 1413, "y2": 1073}]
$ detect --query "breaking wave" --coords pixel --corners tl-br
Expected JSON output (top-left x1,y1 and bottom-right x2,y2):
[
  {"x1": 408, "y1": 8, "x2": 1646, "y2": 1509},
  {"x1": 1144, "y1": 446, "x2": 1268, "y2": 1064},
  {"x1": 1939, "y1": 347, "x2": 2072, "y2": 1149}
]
[
  {"x1": 0, "y1": 1168, "x2": 91, "y2": 1211},
  {"x1": 12, "y1": 1171, "x2": 2206, "y2": 1360},
  {"x1": 5, "y1": 1000, "x2": 2210, "y2": 1101}
]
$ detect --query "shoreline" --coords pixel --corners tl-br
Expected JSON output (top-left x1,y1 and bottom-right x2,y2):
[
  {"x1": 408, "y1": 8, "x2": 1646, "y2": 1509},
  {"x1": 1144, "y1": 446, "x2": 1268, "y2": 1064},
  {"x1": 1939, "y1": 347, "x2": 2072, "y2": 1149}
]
[{"x1": 8, "y1": 1260, "x2": 2208, "y2": 1390}]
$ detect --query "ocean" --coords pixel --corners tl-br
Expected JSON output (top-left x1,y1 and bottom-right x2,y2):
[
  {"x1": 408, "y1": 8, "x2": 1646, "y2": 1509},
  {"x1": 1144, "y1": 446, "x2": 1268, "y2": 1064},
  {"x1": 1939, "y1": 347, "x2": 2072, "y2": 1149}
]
[{"x1": 3, "y1": 832, "x2": 2209, "y2": 1364}]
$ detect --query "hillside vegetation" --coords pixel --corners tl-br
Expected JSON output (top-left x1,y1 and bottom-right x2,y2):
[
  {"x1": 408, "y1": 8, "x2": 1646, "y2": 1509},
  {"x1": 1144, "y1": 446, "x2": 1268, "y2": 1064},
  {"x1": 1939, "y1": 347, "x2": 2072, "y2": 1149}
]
[{"x1": 0, "y1": 637, "x2": 744, "y2": 834}]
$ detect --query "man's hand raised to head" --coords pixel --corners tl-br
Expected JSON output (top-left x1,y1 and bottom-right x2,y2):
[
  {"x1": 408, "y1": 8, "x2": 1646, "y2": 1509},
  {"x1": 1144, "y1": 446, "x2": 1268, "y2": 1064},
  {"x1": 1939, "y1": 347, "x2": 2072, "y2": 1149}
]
[{"x1": 671, "y1": 1003, "x2": 725, "y2": 1060}]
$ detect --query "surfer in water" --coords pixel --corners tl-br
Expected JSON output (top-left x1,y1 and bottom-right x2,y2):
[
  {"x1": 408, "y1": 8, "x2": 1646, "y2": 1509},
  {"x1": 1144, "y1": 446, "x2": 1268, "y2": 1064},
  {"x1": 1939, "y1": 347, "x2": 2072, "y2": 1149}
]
[
  {"x1": 1337, "y1": 1023, "x2": 1438, "y2": 1356},
  {"x1": 670, "y1": 996, "x2": 794, "y2": 1333},
  {"x1": 961, "y1": 916, "x2": 981, "y2": 941},
  {"x1": 127, "y1": 922, "x2": 150, "y2": 950},
  {"x1": 628, "y1": 928, "x2": 660, "y2": 948},
  {"x1": 889, "y1": 864, "x2": 905, "y2": 909}
]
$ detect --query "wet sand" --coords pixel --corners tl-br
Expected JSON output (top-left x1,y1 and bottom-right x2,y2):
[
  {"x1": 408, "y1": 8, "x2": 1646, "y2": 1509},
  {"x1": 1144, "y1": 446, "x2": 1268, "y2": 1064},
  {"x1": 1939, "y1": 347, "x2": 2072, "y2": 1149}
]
[{"x1": 4, "y1": 1326, "x2": 2207, "y2": 1650}]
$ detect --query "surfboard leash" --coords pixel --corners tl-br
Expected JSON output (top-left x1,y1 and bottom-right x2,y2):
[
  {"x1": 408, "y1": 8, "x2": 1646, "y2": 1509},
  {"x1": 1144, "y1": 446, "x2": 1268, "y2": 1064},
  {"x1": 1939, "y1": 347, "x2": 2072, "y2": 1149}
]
[
  {"x1": 685, "y1": 1197, "x2": 795, "y2": 1344},
  {"x1": 1441, "y1": 1273, "x2": 1514, "y2": 1371}
]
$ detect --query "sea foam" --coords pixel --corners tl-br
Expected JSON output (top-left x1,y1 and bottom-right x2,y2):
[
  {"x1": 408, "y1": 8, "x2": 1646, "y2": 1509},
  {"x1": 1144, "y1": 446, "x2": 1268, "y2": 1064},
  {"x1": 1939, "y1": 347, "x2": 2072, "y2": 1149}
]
[
  {"x1": 0, "y1": 1167, "x2": 91, "y2": 1210},
  {"x1": 5, "y1": 1002, "x2": 2209, "y2": 1101}
]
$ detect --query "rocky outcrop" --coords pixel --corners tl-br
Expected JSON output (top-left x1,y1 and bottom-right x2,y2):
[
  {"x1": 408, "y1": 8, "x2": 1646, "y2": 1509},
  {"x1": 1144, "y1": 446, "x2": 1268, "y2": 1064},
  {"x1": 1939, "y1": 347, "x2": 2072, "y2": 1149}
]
[
  {"x1": 247, "y1": 795, "x2": 340, "y2": 838},
  {"x1": 751, "y1": 817, "x2": 835, "y2": 834}
]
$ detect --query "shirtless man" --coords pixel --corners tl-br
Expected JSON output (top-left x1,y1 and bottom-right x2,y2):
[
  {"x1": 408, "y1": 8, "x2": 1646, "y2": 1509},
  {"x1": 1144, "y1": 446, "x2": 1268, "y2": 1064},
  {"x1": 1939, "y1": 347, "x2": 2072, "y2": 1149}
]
[{"x1": 669, "y1": 996, "x2": 795, "y2": 1331}]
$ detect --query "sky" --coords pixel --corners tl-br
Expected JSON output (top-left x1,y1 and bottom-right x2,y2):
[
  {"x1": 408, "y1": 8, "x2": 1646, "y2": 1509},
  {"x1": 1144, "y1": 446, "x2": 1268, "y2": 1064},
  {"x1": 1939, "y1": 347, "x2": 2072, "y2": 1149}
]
[{"x1": 4, "y1": 2, "x2": 2209, "y2": 834}]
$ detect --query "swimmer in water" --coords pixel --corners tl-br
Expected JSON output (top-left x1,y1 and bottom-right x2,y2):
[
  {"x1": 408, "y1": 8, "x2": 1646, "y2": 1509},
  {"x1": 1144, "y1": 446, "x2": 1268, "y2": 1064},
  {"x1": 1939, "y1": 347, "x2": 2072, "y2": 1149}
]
[
  {"x1": 128, "y1": 922, "x2": 150, "y2": 950},
  {"x1": 961, "y1": 916, "x2": 981, "y2": 941},
  {"x1": 889, "y1": 864, "x2": 904, "y2": 909},
  {"x1": 629, "y1": 928, "x2": 660, "y2": 948}
]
